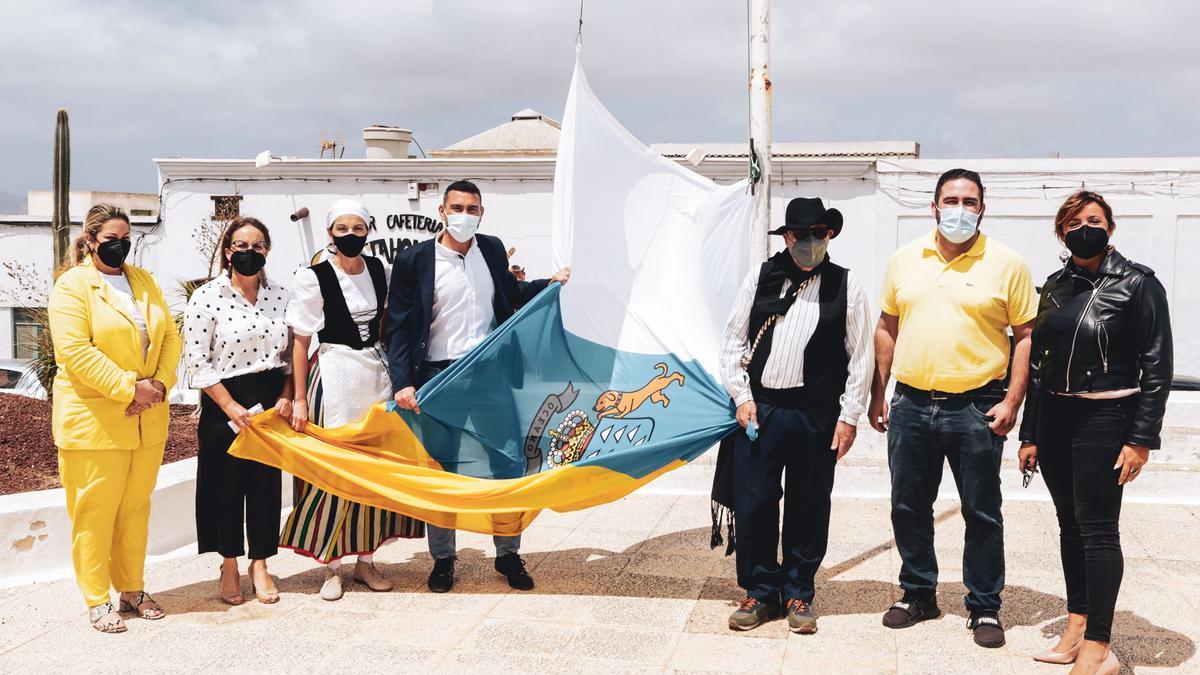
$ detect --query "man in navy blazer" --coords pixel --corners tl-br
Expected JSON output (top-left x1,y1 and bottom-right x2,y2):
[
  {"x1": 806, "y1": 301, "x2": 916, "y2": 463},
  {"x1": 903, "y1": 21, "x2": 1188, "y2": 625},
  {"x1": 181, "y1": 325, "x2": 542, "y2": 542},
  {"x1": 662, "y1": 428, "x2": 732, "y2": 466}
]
[{"x1": 386, "y1": 179, "x2": 569, "y2": 594}]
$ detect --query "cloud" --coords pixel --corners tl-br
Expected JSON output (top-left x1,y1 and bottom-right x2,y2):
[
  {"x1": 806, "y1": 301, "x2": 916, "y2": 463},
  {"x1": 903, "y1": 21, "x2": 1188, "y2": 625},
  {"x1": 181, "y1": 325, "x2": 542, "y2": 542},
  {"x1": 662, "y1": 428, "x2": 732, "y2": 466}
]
[{"x1": 2, "y1": 0, "x2": 1198, "y2": 196}]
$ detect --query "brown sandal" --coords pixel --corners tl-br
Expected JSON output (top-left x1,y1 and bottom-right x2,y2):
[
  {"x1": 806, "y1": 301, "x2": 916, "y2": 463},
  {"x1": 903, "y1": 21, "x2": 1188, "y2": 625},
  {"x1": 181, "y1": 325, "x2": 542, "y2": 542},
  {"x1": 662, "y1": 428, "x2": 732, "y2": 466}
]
[
  {"x1": 119, "y1": 591, "x2": 165, "y2": 620},
  {"x1": 89, "y1": 602, "x2": 127, "y2": 633}
]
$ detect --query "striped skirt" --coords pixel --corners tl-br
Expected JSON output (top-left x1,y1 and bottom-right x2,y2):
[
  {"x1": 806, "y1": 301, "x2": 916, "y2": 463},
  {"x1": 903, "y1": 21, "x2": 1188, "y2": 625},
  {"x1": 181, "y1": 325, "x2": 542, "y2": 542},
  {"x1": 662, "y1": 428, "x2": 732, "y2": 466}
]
[{"x1": 280, "y1": 345, "x2": 424, "y2": 563}]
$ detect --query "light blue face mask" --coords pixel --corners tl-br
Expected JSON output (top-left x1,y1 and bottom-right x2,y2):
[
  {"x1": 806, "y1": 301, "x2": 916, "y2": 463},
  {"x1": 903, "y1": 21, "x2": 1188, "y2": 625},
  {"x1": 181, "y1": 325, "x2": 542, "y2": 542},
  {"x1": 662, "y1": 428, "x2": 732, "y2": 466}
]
[{"x1": 937, "y1": 206, "x2": 981, "y2": 244}]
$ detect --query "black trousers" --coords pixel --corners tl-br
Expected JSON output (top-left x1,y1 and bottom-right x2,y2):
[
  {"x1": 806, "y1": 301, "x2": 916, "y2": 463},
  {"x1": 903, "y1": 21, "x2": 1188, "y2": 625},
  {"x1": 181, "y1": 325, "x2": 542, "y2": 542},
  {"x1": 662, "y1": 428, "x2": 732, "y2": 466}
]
[
  {"x1": 1037, "y1": 392, "x2": 1134, "y2": 643},
  {"x1": 732, "y1": 401, "x2": 837, "y2": 606},
  {"x1": 196, "y1": 369, "x2": 284, "y2": 560}
]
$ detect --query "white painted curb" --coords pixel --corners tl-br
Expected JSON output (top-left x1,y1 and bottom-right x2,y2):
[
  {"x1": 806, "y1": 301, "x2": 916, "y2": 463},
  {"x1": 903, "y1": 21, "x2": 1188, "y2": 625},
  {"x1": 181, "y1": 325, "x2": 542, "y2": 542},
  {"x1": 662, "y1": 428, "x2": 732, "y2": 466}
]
[{"x1": 0, "y1": 457, "x2": 291, "y2": 589}]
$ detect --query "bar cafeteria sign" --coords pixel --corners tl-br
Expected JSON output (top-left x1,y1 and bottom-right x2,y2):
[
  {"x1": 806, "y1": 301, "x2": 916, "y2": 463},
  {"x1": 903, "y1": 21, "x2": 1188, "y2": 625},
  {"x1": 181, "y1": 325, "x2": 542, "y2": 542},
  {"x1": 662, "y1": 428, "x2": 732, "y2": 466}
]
[{"x1": 366, "y1": 213, "x2": 443, "y2": 263}]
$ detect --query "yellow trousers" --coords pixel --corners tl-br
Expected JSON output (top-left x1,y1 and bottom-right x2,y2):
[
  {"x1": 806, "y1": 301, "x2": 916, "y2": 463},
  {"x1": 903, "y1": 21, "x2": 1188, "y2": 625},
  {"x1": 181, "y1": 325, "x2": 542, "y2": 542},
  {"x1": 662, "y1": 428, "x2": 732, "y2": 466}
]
[{"x1": 58, "y1": 442, "x2": 165, "y2": 607}]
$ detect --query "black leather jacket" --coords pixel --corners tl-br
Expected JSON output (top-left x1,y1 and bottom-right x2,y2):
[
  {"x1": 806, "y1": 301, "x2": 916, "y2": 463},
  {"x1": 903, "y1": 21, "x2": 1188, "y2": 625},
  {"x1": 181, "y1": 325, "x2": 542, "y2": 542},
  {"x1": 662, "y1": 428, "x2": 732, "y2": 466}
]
[{"x1": 1020, "y1": 249, "x2": 1173, "y2": 449}]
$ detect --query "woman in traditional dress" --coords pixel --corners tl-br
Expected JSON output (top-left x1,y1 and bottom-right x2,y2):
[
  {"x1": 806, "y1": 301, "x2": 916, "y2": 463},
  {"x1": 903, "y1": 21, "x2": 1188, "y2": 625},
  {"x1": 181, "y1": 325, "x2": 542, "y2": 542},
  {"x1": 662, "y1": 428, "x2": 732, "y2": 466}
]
[{"x1": 281, "y1": 199, "x2": 424, "y2": 600}]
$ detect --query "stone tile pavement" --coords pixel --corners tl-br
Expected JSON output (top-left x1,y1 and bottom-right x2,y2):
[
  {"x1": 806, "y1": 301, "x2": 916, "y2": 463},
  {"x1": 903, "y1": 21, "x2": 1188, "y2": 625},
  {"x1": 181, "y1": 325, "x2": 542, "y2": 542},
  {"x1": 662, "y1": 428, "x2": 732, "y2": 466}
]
[{"x1": 0, "y1": 494, "x2": 1197, "y2": 674}]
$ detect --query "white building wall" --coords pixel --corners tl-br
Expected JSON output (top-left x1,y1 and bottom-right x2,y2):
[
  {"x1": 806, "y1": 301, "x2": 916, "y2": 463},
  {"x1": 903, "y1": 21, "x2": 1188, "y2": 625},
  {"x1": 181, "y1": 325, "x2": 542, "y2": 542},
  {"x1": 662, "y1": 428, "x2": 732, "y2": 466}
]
[
  {"x1": 4, "y1": 156, "x2": 1195, "y2": 375},
  {"x1": 153, "y1": 178, "x2": 561, "y2": 289},
  {"x1": 153, "y1": 157, "x2": 1199, "y2": 376}
]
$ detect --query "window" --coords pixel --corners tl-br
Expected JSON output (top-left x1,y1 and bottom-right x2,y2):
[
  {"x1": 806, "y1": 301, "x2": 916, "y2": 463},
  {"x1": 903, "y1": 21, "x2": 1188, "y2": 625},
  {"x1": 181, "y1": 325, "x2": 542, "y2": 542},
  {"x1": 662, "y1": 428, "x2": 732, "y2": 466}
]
[
  {"x1": 211, "y1": 195, "x2": 242, "y2": 221},
  {"x1": 13, "y1": 307, "x2": 45, "y2": 360}
]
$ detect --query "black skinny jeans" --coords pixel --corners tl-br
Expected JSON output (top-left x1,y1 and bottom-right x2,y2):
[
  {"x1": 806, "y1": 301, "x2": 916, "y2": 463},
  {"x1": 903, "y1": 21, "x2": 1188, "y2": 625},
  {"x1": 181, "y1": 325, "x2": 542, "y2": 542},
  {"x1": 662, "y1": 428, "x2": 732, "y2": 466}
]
[{"x1": 1036, "y1": 392, "x2": 1135, "y2": 642}]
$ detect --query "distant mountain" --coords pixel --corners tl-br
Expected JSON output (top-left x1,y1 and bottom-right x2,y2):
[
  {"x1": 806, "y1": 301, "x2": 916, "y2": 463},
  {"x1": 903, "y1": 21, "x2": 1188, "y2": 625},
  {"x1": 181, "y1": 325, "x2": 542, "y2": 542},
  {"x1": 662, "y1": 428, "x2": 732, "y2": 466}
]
[{"x1": 0, "y1": 191, "x2": 26, "y2": 215}]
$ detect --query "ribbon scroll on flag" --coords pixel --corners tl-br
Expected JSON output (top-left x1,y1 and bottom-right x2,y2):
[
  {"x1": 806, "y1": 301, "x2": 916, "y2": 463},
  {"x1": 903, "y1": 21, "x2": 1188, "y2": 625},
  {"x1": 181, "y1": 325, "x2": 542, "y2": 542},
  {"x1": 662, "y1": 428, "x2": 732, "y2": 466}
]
[{"x1": 230, "y1": 58, "x2": 754, "y2": 535}]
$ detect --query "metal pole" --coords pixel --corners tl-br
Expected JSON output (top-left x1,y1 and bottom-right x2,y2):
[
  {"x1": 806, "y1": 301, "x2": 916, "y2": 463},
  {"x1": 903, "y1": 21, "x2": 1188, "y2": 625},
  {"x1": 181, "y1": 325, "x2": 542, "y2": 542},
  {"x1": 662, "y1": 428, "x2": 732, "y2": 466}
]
[{"x1": 748, "y1": 0, "x2": 771, "y2": 266}]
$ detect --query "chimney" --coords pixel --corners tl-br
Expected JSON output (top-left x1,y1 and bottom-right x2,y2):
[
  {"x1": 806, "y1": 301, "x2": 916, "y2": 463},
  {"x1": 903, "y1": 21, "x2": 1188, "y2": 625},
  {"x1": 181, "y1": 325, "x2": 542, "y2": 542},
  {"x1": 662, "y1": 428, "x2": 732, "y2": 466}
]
[{"x1": 362, "y1": 126, "x2": 413, "y2": 159}]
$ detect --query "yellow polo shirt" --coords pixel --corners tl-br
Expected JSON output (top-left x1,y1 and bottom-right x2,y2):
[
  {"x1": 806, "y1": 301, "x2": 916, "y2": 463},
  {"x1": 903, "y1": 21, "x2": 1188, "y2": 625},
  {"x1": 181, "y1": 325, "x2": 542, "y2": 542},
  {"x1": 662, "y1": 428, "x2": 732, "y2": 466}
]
[{"x1": 880, "y1": 230, "x2": 1038, "y2": 393}]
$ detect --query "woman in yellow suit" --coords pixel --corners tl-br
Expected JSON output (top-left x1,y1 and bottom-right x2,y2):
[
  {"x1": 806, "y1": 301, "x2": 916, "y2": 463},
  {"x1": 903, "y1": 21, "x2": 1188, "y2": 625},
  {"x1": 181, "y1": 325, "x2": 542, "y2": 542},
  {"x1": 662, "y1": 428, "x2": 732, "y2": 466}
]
[{"x1": 48, "y1": 204, "x2": 182, "y2": 633}]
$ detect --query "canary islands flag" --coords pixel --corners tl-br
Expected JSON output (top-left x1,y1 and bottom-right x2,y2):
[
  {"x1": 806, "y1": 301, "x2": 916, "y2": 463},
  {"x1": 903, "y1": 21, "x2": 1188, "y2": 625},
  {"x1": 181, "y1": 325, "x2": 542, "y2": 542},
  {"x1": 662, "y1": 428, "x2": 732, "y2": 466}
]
[{"x1": 230, "y1": 58, "x2": 753, "y2": 535}]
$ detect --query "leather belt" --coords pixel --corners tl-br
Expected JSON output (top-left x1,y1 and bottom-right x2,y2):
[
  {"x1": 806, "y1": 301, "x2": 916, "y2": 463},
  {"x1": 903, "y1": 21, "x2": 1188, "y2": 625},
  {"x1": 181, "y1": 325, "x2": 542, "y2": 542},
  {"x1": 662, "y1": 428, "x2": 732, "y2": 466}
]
[{"x1": 896, "y1": 381, "x2": 1005, "y2": 401}]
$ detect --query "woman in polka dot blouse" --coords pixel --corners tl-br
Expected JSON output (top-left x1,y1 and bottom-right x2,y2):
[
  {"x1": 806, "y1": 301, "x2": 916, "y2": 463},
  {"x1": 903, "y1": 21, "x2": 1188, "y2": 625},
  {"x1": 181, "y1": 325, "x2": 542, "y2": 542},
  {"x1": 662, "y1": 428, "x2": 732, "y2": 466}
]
[{"x1": 183, "y1": 216, "x2": 294, "y2": 606}]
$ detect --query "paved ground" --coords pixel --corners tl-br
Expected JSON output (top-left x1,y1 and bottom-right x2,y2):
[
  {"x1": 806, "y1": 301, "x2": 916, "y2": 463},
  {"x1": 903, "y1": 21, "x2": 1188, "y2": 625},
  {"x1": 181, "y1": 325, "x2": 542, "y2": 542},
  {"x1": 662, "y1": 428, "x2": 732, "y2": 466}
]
[{"x1": 1, "y1": 487, "x2": 1197, "y2": 674}]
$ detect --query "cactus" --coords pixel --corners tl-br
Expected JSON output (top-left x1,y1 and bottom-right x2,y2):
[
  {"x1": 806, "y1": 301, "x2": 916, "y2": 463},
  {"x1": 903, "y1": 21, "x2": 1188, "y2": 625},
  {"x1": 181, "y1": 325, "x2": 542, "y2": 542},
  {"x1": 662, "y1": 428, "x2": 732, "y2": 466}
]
[{"x1": 52, "y1": 108, "x2": 70, "y2": 274}]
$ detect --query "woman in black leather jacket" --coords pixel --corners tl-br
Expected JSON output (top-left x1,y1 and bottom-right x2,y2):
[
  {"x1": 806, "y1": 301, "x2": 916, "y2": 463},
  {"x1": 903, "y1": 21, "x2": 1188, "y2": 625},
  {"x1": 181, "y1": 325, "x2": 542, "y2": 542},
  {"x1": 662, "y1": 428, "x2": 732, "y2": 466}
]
[{"x1": 1018, "y1": 191, "x2": 1172, "y2": 675}]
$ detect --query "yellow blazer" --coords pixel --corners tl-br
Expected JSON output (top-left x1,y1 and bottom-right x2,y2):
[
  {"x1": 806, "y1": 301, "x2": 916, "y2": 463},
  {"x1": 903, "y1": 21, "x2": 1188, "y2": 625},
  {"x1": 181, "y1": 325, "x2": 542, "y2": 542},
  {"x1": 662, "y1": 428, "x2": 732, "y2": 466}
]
[{"x1": 48, "y1": 258, "x2": 182, "y2": 451}]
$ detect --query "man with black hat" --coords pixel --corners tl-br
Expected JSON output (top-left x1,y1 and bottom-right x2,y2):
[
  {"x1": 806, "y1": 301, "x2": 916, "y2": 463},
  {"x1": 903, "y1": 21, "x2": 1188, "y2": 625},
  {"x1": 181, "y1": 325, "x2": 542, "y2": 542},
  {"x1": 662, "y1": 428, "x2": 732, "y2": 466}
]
[{"x1": 717, "y1": 197, "x2": 873, "y2": 633}]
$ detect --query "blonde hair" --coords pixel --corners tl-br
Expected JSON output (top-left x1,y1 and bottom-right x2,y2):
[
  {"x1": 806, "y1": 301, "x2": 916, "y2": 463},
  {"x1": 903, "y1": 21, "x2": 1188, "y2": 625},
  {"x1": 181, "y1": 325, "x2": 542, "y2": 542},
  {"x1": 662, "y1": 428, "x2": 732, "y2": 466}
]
[{"x1": 71, "y1": 204, "x2": 131, "y2": 266}]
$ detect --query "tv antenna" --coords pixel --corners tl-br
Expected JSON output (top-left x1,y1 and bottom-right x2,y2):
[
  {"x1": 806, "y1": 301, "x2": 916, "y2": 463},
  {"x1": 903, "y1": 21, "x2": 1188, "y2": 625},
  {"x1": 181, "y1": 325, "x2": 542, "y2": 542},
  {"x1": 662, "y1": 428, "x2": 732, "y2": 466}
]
[{"x1": 319, "y1": 131, "x2": 346, "y2": 158}]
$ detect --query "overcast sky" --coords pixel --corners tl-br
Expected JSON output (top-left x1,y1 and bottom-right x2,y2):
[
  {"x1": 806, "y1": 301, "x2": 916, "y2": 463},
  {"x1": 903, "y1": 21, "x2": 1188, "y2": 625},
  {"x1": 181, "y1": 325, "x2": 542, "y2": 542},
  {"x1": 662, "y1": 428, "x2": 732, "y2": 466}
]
[{"x1": 3, "y1": 0, "x2": 1199, "y2": 203}]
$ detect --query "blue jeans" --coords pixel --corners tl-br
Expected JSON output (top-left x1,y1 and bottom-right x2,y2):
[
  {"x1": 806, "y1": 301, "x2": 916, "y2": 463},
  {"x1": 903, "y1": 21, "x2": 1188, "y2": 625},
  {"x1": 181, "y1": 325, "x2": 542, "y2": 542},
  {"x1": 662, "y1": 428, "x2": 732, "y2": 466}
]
[
  {"x1": 428, "y1": 525, "x2": 521, "y2": 561},
  {"x1": 418, "y1": 360, "x2": 521, "y2": 561},
  {"x1": 887, "y1": 384, "x2": 1006, "y2": 613}
]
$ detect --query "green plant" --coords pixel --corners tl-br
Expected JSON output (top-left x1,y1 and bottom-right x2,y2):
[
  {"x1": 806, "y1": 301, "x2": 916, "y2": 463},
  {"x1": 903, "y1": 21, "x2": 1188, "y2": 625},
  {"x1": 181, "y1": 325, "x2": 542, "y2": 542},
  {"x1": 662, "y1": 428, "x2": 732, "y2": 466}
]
[{"x1": 20, "y1": 307, "x2": 56, "y2": 393}]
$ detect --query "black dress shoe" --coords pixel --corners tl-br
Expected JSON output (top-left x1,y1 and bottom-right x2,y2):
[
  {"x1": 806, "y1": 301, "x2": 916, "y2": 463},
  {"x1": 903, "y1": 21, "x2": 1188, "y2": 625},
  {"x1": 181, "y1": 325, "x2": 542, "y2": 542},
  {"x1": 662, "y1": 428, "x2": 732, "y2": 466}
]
[
  {"x1": 495, "y1": 553, "x2": 534, "y2": 590},
  {"x1": 968, "y1": 611, "x2": 1006, "y2": 648},
  {"x1": 427, "y1": 558, "x2": 455, "y2": 593}
]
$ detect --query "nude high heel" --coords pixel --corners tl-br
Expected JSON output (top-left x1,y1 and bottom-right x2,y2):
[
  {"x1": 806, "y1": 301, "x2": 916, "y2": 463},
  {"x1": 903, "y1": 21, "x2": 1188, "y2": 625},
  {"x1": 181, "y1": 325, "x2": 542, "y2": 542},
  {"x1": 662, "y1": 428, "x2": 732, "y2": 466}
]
[
  {"x1": 1033, "y1": 637, "x2": 1083, "y2": 664},
  {"x1": 1094, "y1": 649, "x2": 1120, "y2": 675}
]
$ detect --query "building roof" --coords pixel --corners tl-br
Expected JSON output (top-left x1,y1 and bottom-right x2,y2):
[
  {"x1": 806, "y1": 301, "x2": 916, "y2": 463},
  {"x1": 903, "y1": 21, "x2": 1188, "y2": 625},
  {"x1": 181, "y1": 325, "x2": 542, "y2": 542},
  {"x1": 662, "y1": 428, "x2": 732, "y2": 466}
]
[
  {"x1": 431, "y1": 109, "x2": 562, "y2": 157},
  {"x1": 431, "y1": 111, "x2": 918, "y2": 162},
  {"x1": 650, "y1": 141, "x2": 920, "y2": 160},
  {"x1": 0, "y1": 214, "x2": 158, "y2": 227}
]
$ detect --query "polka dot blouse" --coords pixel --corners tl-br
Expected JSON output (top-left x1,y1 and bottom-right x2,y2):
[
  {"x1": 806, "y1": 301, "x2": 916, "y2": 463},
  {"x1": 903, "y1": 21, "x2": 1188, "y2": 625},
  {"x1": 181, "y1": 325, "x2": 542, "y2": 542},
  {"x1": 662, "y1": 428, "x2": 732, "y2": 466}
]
[{"x1": 183, "y1": 273, "x2": 292, "y2": 389}]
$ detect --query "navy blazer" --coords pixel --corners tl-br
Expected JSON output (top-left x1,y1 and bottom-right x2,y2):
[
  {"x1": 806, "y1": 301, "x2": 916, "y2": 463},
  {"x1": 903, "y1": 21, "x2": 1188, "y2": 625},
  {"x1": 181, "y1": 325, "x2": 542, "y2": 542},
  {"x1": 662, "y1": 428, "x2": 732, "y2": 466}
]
[{"x1": 385, "y1": 233, "x2": 550, "y2": 393}]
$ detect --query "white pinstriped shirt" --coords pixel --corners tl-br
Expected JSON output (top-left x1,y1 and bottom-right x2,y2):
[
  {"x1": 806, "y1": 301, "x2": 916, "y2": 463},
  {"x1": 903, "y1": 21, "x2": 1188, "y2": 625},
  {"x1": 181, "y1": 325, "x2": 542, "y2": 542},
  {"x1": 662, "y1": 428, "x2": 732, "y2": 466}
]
[{"x1": 719, "y1": 268, "x2": 874, "y2": 425}]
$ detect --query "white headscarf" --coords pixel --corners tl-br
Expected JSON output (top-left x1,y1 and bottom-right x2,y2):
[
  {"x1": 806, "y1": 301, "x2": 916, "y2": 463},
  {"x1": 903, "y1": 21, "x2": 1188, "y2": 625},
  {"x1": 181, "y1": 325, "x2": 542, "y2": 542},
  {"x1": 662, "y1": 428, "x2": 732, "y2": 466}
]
[{"x1": 326, "y1": 199, "x2": 371, "y2": 229}]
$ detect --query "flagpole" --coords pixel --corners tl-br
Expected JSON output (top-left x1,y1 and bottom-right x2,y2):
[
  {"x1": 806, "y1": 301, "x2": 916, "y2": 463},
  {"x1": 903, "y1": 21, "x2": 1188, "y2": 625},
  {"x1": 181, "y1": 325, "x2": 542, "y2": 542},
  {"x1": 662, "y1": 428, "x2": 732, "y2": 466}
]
[{"x1": 748, "y1": 0, "x2": 771, "y2": 266}]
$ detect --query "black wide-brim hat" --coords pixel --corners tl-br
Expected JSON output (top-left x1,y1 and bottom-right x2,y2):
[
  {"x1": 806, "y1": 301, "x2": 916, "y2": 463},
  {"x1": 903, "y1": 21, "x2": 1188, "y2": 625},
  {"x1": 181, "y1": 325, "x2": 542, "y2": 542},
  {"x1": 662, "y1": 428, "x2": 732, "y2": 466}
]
[{"x1": 769, "y1": 197, "x2": 843, "y2": 237}]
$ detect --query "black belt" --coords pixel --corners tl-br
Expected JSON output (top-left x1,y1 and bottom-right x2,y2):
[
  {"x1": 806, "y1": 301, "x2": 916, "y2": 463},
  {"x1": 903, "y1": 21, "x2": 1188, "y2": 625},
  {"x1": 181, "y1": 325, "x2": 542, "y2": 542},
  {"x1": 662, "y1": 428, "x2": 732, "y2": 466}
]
[
  {"x1": 422, "y1": 359, "x2": 455, "y2": 370},
  {"x1": 896, "y1": 381, "x2": 1005, "y2": 401},
  {"x1": 750, "y1": 384, "x2": 839, "y2": 410}
]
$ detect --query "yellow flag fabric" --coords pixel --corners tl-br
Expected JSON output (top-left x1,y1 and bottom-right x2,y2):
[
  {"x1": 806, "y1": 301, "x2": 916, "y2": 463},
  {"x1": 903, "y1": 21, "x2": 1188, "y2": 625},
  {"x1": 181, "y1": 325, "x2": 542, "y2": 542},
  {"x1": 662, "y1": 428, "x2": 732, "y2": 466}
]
[{"x1": 229, "y1": 404, "x2": 687, "y2": 536}]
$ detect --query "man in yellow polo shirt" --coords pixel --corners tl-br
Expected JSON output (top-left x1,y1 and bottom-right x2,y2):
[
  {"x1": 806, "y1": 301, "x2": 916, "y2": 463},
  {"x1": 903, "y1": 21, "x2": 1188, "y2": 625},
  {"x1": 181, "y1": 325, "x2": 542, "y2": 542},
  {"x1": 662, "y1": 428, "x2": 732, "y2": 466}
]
[{"x1": 869, "y1": 168, "x2": 1037, "y2": 650}]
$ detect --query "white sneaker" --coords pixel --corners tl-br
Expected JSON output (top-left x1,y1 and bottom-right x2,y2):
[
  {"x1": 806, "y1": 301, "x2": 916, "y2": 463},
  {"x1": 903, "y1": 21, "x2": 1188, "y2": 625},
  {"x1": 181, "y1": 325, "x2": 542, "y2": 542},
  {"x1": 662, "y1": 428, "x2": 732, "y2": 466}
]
[
  {"x1": 319, "y1": 570, "x2": 344, "y2": 601},
  {"x1": 353, "y1": 561, "x2": 393, "y2": 592}
]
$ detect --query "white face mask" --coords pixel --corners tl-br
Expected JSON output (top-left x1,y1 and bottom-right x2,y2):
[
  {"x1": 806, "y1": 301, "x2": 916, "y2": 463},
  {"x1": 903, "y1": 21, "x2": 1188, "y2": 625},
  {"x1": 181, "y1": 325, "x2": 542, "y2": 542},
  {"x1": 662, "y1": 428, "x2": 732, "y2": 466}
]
[
  {"x1": 936, "y1": 206, "x2": 981, "y2": 244},
  {"x1": 444, "y1": 213, "x2": 480, "y2": 242}
]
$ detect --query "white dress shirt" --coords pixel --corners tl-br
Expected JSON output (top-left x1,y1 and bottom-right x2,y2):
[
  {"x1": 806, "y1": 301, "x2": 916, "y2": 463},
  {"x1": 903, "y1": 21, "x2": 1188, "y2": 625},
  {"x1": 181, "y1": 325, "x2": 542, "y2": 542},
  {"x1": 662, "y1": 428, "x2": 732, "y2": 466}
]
[
  {"x1": 183, "y1": 274, "x2": 292, "y2": 390},
  {"x1": 719, "y1": 268, "x2": 874, "y2": 425},
  {"x1": 428, "y1": 236, "x2": 496, "y2": 361},
  {"x1": 99, "y1": 271, "x2": 150, "y2": 357},
  {"x1": 286, "y1": 258, "x2": 391, "y2": 344}
]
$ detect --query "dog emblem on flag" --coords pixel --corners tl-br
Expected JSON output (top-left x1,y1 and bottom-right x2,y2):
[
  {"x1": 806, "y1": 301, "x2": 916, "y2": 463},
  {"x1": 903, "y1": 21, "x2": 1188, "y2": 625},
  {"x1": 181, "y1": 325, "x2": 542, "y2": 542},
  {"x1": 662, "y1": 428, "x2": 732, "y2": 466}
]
[{"x1": 537, "y1": 363, "x2": 686, "y2": 469}]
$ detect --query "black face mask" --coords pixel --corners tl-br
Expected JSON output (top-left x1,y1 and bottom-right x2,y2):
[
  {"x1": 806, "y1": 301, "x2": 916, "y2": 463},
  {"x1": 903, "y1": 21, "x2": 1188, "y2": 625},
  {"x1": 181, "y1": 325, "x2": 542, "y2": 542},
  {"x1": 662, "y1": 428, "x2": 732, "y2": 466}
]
[
  {"x1": 95, "y1": 239, "x2": 131, "y2": 268},
  {"x1": 332, "y1": 233, "x2": 367, "y2": 257},
  {"x1": 230, "y1": 250, "x2": 267, "y2": 276},
  {"x1": 1065, "y1": 225, "x2": 1110, "y2": 260}
]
